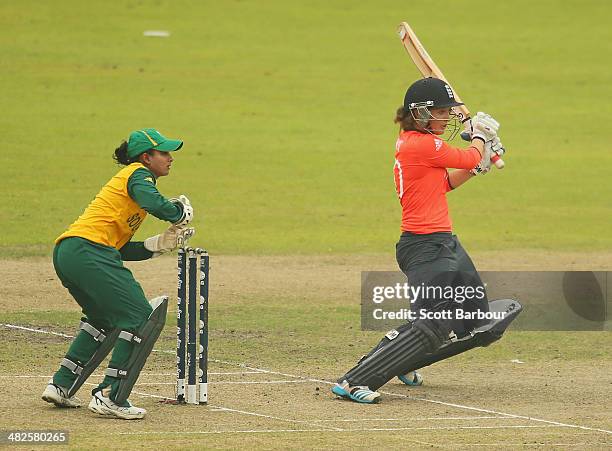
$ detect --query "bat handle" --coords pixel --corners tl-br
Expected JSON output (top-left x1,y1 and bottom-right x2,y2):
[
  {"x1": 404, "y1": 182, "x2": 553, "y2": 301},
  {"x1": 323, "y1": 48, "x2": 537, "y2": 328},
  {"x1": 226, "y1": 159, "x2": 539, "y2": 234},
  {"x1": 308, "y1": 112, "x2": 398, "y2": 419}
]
[
  {"x1": 491, "y1": 153, "x2": 505, "y2": 169},
  {"x1": 460, "y1": 131, "x2": 505, "y2": 169}
]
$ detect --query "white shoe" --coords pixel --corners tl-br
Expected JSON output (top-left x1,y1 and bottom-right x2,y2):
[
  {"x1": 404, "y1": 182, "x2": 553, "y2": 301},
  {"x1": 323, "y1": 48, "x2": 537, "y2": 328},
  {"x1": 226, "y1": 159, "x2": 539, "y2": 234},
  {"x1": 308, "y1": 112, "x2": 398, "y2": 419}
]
[
  {"x1": 88, "y1": 389, "x2": 146, "y2": 420},
  {"x1": 42, "y1": 380, "x2": 81, "y2": 408}
]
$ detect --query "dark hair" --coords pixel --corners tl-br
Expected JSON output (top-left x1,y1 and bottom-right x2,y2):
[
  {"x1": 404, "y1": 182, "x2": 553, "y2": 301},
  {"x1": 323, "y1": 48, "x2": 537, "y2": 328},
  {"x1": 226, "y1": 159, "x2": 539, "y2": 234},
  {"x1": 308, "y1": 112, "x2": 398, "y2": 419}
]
[
  {"x1": 113, "y1": 141, "x2": 152, "y2": 166},
  {"x1": 394, "y1": 106, "x2": 421, "y2": 132}
]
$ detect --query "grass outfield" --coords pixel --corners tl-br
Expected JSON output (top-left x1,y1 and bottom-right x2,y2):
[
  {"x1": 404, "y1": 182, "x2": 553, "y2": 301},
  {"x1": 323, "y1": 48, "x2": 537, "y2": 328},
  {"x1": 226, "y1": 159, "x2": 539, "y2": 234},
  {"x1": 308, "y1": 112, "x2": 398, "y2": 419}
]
[
  {"x1": 1, "y1": 255, "x2": 610, "y2": 448},
  {"x1": 2, "y1": 0, "x2": 612, "y2": 257}
]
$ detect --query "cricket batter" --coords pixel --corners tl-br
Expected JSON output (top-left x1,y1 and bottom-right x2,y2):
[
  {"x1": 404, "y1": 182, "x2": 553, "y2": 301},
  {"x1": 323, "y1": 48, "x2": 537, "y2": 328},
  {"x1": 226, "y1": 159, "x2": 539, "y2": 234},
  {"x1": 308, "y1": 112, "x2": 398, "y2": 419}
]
[
  {"x1": 332, "y1": 78, "x2": 521, "y2": 403},
  {"x1": 42, "y1": 129, "x2": 194, "y2": 419}
]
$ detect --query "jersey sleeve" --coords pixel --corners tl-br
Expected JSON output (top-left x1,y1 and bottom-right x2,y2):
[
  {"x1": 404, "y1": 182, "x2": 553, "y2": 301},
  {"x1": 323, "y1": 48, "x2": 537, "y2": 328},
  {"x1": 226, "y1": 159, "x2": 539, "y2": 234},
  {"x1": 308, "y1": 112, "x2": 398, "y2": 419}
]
[
  {"x1": 424, "y1": 136, "x2": 481, "y2": 169},
  {"x1": 127, "y1": 168, "x2": 183, "y2": 223},
  {"x1": 118, "y1": 241, "x2": 154, "y2": 261}
]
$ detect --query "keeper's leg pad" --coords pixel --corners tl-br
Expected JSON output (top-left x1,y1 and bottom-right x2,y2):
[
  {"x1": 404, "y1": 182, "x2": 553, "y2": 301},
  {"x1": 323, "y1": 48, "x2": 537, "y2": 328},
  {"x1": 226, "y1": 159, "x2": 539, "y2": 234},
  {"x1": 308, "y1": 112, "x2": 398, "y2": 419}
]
[
  {"x1": 106, "y1": 296, "x2": 168, "y2": 405},
  {"x1": 343, "y1": 318, "x2": 448, "y2": 391},
  {"x1": 398, "y1": 298, "x2": 522, "y2": 375},
  {"x1": 64, "y1": 322, "x2": 121, "y2": 397}
]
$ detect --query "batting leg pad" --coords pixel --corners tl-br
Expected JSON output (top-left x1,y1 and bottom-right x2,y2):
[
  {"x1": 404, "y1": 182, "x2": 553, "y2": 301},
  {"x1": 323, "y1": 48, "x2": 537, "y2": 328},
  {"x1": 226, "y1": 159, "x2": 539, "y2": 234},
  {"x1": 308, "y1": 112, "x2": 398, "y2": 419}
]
[
  {"x1": 343, "y1": 318, "x2": 448, "y2": 391},
  {"x1": 398, "y1": 298, "x2": 523, "y2": 375},
  {"x1": 106, "y1": 296, "x2": 169, "y2": 405},
  {"x1": 338, "y1": 322, "x2": 415, "y2": 384},
  {"x1": 63, "y1": 321, "x2": 121, "y2": 398}
]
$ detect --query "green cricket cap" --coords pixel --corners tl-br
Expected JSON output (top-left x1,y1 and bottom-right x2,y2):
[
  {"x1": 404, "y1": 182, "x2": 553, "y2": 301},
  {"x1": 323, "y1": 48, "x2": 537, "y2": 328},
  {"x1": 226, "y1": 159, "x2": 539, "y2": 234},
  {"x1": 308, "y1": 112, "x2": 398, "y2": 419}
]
[{"x1": 126, "y1": 128, "x2": 183, "y2": 158}]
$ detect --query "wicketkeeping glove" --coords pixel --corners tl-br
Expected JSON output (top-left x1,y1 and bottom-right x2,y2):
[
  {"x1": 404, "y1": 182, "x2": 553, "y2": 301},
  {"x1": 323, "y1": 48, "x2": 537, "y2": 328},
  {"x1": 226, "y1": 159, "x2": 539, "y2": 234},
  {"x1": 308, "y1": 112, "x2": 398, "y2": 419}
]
[
  {"x1": 169, "y1": 194, "x2": 194, "y2": 227},
  {"x1": 144, "y1": 225, "x2": 195, "y2": 257}
]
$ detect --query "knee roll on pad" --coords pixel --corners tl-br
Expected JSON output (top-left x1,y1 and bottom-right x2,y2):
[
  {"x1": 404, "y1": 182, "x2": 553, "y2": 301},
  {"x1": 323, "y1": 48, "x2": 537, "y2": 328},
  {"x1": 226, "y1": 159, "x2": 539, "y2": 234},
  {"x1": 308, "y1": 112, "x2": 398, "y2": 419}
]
[
  {"x1": 343, "y1": 318, "x2": 448, "y2": 391},
  {"x1": 64, "y1": 320, "x2": 121, "y2": 397},
  {"x1": 397, "y1": 298, "x2": 522, "y2": 375},
  {"x1": 106, "y1": 296, "x2": 169, "y2": 405}
]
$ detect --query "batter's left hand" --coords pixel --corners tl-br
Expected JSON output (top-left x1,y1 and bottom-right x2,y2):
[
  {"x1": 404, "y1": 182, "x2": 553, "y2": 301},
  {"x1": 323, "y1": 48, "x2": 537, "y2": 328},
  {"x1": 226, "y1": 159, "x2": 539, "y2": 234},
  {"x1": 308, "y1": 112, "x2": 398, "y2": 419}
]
[{"x1": 470, "y1": 137, "x2": 504, "y2": 175}]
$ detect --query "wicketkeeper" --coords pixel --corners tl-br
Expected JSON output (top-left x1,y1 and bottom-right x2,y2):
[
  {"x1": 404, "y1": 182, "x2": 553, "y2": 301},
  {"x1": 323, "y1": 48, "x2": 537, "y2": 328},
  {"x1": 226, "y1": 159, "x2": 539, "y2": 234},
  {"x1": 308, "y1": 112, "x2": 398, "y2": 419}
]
[
  {"x1": 42, "y1": 129, "x2": 194, "y2": 419},
  {"x1": 332, "y1": 78, "x2": 522, "y2": 403}
]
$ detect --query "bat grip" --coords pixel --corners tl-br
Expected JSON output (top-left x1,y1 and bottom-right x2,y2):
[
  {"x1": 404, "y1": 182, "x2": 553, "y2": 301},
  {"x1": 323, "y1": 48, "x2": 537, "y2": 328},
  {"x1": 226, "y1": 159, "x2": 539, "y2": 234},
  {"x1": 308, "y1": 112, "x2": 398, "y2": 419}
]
[{"x1": 491, "y1": 153, "x2": 505, "y2": 169}]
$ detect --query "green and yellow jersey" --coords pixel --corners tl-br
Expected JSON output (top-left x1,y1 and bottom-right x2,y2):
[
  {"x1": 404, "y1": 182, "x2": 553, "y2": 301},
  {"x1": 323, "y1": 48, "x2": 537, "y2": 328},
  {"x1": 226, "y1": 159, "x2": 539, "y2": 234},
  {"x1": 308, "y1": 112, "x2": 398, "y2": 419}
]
[{"x1": 56, "y1": 163, "x2": 182, "y2": 257}]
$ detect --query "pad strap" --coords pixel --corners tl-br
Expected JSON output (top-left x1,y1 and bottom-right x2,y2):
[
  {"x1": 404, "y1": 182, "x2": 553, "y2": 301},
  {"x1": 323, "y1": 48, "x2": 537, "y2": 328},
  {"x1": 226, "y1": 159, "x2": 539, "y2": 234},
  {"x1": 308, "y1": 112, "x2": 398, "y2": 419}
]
[
  {"x1": 61, "y1": 357, "x2": 83, "y2": 375},
  {"x1": 105, "y1": 367, "x2": 128, "y2": 378},
  {"x1": 118, "y1": 331, "x2": 143, "y2": 344},
  {"x1": 79, "y1": 321, "x2": 107, "y2": 342}
]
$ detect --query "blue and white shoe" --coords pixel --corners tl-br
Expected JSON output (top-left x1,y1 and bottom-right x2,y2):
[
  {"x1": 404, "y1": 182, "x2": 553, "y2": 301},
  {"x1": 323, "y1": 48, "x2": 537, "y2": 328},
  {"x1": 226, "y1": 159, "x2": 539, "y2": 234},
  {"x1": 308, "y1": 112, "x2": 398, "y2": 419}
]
[
  {"x1": 331, "y1": 380, "x2": 381, "y2": 404},
  {"x1": 398, "y1": 371, "x2": 423, "y2": 386}
]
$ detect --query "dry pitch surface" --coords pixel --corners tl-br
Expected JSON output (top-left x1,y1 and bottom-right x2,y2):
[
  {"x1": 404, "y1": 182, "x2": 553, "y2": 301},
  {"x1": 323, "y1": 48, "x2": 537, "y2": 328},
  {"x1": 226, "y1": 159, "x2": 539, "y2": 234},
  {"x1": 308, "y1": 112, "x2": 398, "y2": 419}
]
[{"x1": 1, "y1": 252, "x2": 611, "y2": 449}]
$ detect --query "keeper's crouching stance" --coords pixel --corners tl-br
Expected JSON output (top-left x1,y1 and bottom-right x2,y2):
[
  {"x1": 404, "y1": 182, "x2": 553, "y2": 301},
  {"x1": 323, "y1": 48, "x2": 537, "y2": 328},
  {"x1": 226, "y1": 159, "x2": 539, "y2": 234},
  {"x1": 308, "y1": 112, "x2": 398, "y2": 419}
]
[
  {"x1": 42, "y1": 129, "x2": 195, "y2": 419},
  {"x1": 332, "y1": 78, "x2": 523, "y2": 404}
]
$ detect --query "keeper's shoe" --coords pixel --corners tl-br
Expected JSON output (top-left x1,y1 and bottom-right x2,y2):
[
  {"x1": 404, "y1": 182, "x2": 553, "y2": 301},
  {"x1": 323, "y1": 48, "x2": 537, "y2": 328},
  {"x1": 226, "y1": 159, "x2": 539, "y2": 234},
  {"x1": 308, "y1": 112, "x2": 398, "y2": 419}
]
[
  {"x1": 331, "y1": 380, "x2": 381, "y2": 404},
  {"x1": 398, "y1": 370, "x2": 423, "y2": 386},
  {"x1": 42, "y1": 380, "x2": 81, "y2": 408},
  {"x1": 88, "y1": 388, "x2": 146, "y2": 420}
]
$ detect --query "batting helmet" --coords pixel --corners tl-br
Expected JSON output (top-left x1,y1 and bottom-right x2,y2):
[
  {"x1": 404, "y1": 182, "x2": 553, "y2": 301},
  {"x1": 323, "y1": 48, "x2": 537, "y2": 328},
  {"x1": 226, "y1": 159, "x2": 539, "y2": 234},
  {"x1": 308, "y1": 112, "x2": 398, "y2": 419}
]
[{"x1": 403, "y1": 77, "x2": 463, "y2": 111}]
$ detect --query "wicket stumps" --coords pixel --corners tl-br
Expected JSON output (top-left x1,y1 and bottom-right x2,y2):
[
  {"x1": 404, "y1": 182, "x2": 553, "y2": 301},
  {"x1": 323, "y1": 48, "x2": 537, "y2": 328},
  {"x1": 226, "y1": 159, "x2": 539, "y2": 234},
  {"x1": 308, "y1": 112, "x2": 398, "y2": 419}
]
[{"x1": 176, "y1": 247, "x2": 209, "y2": 404}]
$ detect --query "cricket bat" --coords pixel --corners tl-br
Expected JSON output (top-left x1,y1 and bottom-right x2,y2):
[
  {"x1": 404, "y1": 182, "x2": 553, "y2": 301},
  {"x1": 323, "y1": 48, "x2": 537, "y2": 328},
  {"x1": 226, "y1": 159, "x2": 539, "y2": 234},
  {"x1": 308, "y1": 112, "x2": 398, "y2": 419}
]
[{"x1": 397, "y1": 22, "x2": 505, "y2": 169}]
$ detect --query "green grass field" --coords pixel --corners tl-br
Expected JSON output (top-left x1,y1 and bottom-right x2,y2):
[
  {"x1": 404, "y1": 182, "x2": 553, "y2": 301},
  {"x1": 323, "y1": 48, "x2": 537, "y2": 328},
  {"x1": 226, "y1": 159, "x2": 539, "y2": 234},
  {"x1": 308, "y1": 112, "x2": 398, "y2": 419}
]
[
  {"x1": 1, "y1": 1, "x2": 611, "y2": 449},
  {"x1": 2, "y1": 0, "x2": 612, "y2": 257}
]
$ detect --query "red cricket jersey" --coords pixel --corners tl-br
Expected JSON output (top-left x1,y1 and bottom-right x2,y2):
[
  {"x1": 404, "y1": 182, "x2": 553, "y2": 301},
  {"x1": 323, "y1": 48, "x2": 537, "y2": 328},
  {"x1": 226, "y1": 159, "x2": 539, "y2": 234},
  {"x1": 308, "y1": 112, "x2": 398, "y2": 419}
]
[{"x1": 393, "y1": 130, "x2": 481, "y2": 233}]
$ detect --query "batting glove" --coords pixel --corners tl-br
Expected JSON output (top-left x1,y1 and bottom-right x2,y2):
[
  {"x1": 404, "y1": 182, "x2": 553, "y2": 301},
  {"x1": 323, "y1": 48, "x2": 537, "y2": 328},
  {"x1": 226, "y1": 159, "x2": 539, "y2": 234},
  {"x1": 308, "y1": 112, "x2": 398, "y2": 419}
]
[
  {"x1": 470, "y1": 136, "x2": 504, "y2": 175},
  {"x1": 471, "y1": 112, "x2": 500, "y2": 143}
]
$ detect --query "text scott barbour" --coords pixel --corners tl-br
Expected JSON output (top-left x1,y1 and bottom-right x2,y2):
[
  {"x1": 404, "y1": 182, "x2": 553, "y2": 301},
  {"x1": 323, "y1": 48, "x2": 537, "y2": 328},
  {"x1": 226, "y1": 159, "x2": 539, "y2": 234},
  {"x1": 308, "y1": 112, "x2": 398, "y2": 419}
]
[{"x1": 372, "y1": 308, "x2": 507, "y2": 321}]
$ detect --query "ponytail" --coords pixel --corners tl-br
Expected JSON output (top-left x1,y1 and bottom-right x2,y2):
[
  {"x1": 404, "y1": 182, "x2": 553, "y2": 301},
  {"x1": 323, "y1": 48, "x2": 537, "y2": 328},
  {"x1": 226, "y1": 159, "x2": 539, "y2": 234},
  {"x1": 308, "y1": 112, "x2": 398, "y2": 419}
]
[
  {"x1": 113, "y1": 141, "x2": 131, "y2": 165},
  {"x1": 394, "y1": 106, "x2": 420, "y2": 132},
  {"x1": 113, "y1": 142, "x2": 152, "y2": 166}
]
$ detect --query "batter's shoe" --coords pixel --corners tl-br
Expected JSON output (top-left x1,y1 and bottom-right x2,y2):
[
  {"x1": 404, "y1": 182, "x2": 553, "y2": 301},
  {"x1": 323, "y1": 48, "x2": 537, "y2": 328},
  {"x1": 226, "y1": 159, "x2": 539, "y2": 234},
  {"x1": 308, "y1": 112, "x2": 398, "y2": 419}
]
[
  {"x1": 331, "y1": 380, "x2": 381, "y2": 404},
  {"x1": 398, "y1": 370, "x2": 423, "y2": 386},
  {"x1": 88, "y1": 388, "x2": 146, "y2": 420},
  {"x1": 42, "y1": 380, "x2": 81, "y2": 408}
]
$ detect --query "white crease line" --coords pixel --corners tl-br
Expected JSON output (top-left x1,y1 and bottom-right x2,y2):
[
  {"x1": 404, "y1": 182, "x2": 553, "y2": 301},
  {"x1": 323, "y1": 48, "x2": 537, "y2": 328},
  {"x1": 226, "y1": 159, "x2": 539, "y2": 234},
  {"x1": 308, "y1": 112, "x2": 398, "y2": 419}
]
[
  {"x1": 6, "y1": 324, "x2": 612, "y2": 436},
  {"x1": 459, "y1": 443, "x2": 610, "y2": 448},
  {"x1": 208, "y1": 358, "x2": 612, "y2": 436},
  {"x1": 0, "y1": 371, "x2": 269, "y2": 379},
  {"x1": 135, "y1": 380, "x2": 312, "y2": 386},
  {"x1": 315, "y1": 416, "x2": 505, "y2": 422},
  {"x1": 111, "y1": 386, "x2": 342, "y2": 432},
  {"x1": 0, "y1": 325, "x2": 185, "y2": 356},
  {"x1": 0, "y1": 375, "x2": 55, "y2": 379},
  {"x1": 2, "y1": 323, "x2": 74, "y2": 338},
  {"x1": 212, "y1": 405, "x2": 343, "y2": 431},
  {"x1": 117, "y1": 424, "x2": 562, "y2": 436},
  {"x1": 377, "y1": 389, "x2": 612, "y2": 436}
]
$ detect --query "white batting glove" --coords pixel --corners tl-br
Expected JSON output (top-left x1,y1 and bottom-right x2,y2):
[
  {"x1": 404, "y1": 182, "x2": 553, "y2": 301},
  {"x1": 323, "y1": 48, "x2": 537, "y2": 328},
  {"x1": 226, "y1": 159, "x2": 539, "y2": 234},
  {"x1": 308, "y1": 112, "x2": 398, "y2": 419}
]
[
  {"x1": 470, "y1": 136, "x2": 504, "y2": 175},
  {"x1": 169, "y1": 195, "x2": 194, "y2": 227},
  {"x1": 490, "y1": 136, "x2": 505, "y2": 159},
  {"x1": 471, "y1": 112, "x2": 500, "y2": 143},
  {"x1": 144, "y1": 225, "x2": 195, "y2": 257}
]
